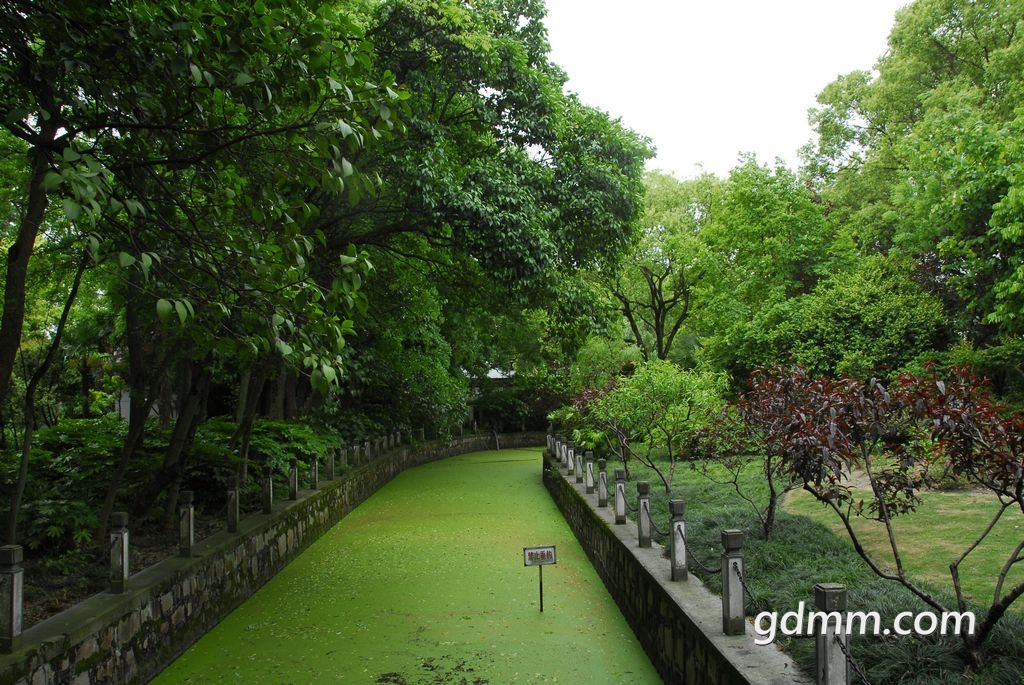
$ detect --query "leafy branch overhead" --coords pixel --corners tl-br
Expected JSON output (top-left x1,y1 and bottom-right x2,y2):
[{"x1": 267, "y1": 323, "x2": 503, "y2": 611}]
[{"x1": 1, "y1": 0, "x2": 653, "y2": 547}]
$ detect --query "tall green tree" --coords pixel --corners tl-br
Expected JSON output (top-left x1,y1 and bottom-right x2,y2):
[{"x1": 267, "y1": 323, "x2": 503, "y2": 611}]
[
  {"x1": 1, "y1": 0, "x2": 402, "y2": 539},
  {"x1": 314, "y1": 0, "x2": 651, "y2": 433},
  {"x1": 336, "y1": 0, "x2": 651, "y2": 302},
  {"x1": 805, "y1": 0, "x2": 1024, "y2": 358},
  {"x1": 608, "y1": 171, "x2": 719, "y2": 362},
  {"x1": 589, "y1": 359, "x2": 726, "y2": 493},
  {"x1": 0, "y1": 0, "x2": 400, "y2": 413},
  {"x1": 698, "y1": 157, "x2": 830, "y2": 379},
  {"x1": 733, "y1": 254, "x2": 952, "y2": 377}
]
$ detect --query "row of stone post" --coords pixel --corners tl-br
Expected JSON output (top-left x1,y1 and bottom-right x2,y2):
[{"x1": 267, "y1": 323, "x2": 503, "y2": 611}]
[
  {"x1": 547, "y1": 434, "x2": 852, "y2": 685},
  {"x1": 0, "y1": 431, "x2": 410, "y2": 656}
]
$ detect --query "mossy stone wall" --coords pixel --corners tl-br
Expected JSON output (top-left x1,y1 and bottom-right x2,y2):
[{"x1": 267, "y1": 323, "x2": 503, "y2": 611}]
[
  {"x1": 0, "y1": 433, "x2": 544, "y2": 685},
  {"x1": 542, "y1": 453, "x2": 809, "y2": 685}
]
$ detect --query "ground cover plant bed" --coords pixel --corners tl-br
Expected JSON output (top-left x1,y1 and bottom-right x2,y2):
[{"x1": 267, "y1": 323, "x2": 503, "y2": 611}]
[
  {"x1": 2, "y1": 415, "x2": 349, "y2": 629},
  {"x1": 19, "y1": 513, "x2": 223, "y2": 628},
  {"x1": 619, "y1": 454, "x2": 1024, "y2": 684},
  {"x1": 786, "y1": 485, "x2": 1024, "y2": 623}
]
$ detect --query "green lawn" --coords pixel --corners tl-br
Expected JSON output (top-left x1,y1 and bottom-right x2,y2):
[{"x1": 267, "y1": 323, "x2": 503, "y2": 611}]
[
  {"x1": 616, "y1": 454, "x2": 1024, "y2": 684},
  {"x1": 786, "y1": 485, "x2": 1024, "y2": 616}
]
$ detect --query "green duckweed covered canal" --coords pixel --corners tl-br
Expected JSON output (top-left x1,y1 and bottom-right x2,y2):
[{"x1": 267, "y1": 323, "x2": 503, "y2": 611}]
[{"x1": 152, "y1": 449, "x2": 663, "y2": 684}]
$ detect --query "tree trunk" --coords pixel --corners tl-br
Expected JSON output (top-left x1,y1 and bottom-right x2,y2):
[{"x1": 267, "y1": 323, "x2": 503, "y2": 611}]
[
  {"x1": 5, "y1": 249, "x2": 88, "y2": 544},
  {"x1": 284, "y1": 367, "x2": 298, "y2": 419},
  {"x1": 157, "y1": 363, "x2": 211, "y2": 532},
  {"x1": 131, "y1": 357, "x2": 211, "y2": 525},
  {"x1": 0, "y1": 132, "x2": 57, "y2": 411},
  {"x1": 763, "y1": 470, "x2": 779, "y2": 540},
  {"x1": 270, "y1": 358, "x2": 286, "y2": 419},
  {"x1": 235, "y1": 370, "x2": 251, "y2": 425},
  {"x1": 231, "y1": 366, "x2": 268, "y2": 481},
  {"x1": 965, "y1": 581, "x2": 1024, "y2": 662},
  {"x1": 160, "y1": 362, "x2": 212, "y2": 530},
  {"x1": 158, "y1": 362, "x2": 175, "y2": 429},
  {"x1": 95, "y1": 270, "x2": 168, "y2": 541},
  {"x1": 80, "y1": 355, "x2": 92, "y2": 418}
]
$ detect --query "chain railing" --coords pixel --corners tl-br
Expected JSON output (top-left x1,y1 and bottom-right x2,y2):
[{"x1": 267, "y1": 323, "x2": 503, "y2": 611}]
[
  {"x1": 731, "y1": 560, "x2": 772, "y2": 614},
  {"x1": 544, "y1": 439, "x2": 873, "y2": 685},
  {"x1": 835, "y1": 633, "x2": 872, "y2": 685},
  {"x1": 642, "y1": 499, "x2": 670, "y2": 544},
  {"x1": 679, "y1": 531, "x2": 722, "y2": 575}
]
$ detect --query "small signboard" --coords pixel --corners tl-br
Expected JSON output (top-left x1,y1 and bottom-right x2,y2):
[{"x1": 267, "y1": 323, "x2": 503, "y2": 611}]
[
  {"x1": 523, "y1": 545, "x2": 556, "y2": 612},
  {"x1": 523, "y1": 545, "x2": 556, "y2": 567}
]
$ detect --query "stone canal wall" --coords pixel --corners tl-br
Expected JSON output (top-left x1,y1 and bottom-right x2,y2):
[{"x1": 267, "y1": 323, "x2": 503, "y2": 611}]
[
  {"x1": 0, "y1": 433, "x2": 544, "y2": 685},
  {"x1": 542, "y1": 453, "x2": 807, "y2": 685}
]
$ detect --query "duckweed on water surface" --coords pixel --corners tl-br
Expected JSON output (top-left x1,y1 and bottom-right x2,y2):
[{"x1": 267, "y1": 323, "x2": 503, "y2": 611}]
[{"x1": 151, "y1": 449, "x2": 662, "y2": 684}]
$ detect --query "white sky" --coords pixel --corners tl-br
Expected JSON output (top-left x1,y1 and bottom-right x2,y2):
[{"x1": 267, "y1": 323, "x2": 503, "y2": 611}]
[{"x1": 543, "y1": 0, "x2": 909, "y2": 179}]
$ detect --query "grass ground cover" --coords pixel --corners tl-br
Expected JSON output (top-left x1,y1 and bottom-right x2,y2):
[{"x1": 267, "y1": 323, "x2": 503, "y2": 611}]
[
  {"x1": 786, "y1": 486, "x2": 1024, "y2": 617},
  {"x1": 151, "y1": 449, "x2": 662, "y2": 685},
  {"x1": 618, "y1": 455, "x2": 1024, "y2": 684}
]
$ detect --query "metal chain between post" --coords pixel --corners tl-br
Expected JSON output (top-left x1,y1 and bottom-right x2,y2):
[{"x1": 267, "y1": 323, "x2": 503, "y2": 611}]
[
  {"x1": 731, "y1": 560, "x2": 768, "y2": 613},
  {"x1": 835, "y1": 633, "x2": 872, "y2": 685},
  {"x1": 679, "y1": 534, "x2": 721, "y2": 575},
  {"x1": 642, "y1": 500, "x2": 669, "y2": 542}
]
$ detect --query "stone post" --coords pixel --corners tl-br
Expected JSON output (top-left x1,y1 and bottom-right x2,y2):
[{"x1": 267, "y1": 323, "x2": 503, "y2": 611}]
[
  {"x1": 179, "y1": 491, "x2": 195, "y2": 558},
  {"x1": 614, "y1": 469, "x2": 627, "y2": 524},
  {"x1": 262, "y1": 464, "x2": 273, "y2": 514},
  {"x1": 326, "y1": 447, "x2": 336, "y2": 481},
  {"x1": 566, "y1": 444, "x2": 575, "y2": 476},
  {"x1": 339, "y1": 445, "x2": 349, "y2": 468},
  {"x1": 560, "y1": 440, "x2": 568, "y2": 469},
  {"x1": 0, "y1": 545, "x2": 23, "y2": 654},
  {"x1": 597, "y1": 459, "x2": 608, "y2": 507},
  {"x1": 584, "y1": 451, "x2": 595, "y2": 494},
  {"x1": 574, "y1": 450, "x2": 584, "y2": 484},
  {"x1": 814, "y1": 583, "x2": 850, "y2": 685},
  {"x1": 637, "y1": 481, "x2": 652, "y2": 548},
  {"x1": 669, "y1": 500, "x2": 687, "y2": 581},
  {"x1": 363, "y1": 440, "x2": 371, "y2": 461},
  {"x1": 227, "y1": 477, "x2": 239, "y2": 533},
  {"x1": 352, "y1": 444, "x2": 361, "y2": 465},
  {"x1": 546, "y1": 434, "x2": 553, "y2": 456},
  {"x1": 288, "y1": 458, "x2": 299, "y2": 500},
  {"x1": 418, "y1": 427, "x2": 425, "y2": 442},
  {"x1": 397, "y1": 430, "x2": 402, "y2": 445},
  {"x1": 309, "y1": 454, "x2": 319, "y2": 490},
  {"x1": 721, "y1": 529, "x2": 745, "y2": 635},
  {"x1": 109, "y1": 512, "x2": 130, "y2": 593}
]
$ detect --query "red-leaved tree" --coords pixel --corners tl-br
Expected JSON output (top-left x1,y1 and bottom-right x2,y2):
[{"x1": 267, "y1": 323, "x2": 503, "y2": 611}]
[{"x1": 739, "y1": 365, "x2": 1023, "y2": 663}]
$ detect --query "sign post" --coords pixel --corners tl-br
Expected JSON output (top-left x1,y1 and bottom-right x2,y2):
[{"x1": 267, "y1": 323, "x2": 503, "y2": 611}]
[{"x1": 523, "y1": 545, "x2": 557, "y2": 612}]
